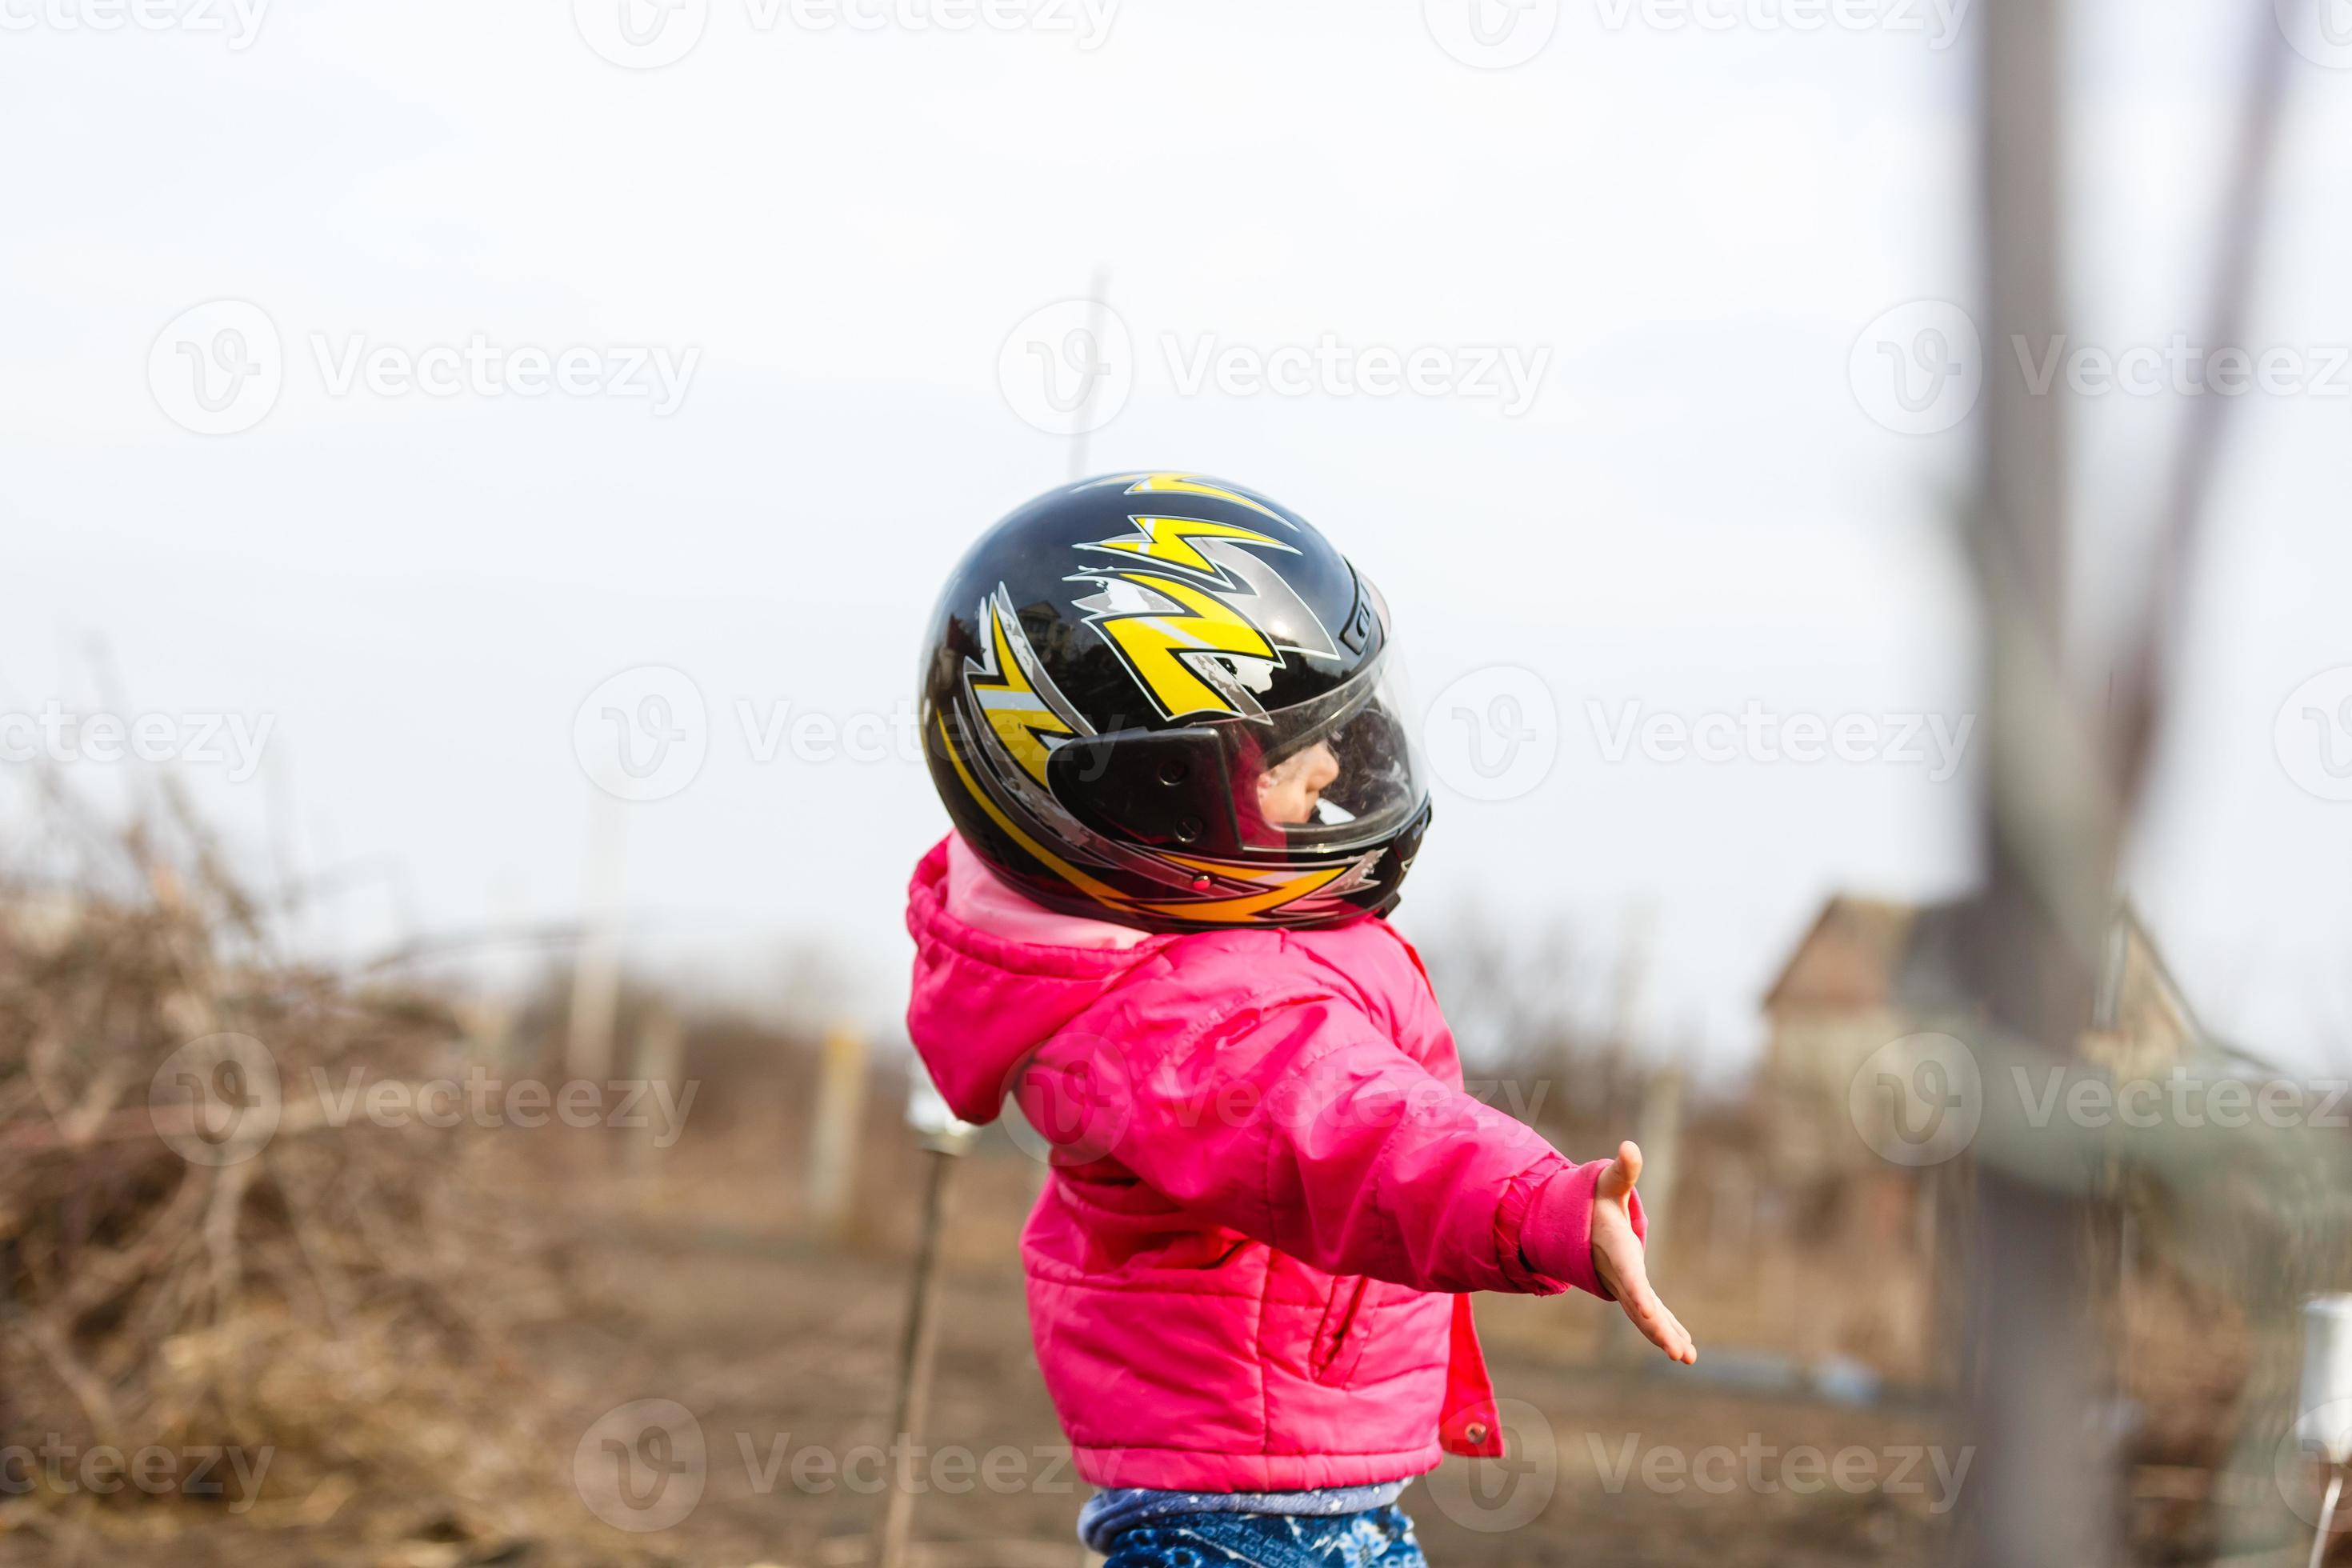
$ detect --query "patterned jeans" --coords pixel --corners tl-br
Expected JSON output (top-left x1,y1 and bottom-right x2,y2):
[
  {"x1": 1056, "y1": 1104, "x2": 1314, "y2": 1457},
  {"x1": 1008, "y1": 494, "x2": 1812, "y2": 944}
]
[{"x1": 1098, "y1": 1504, "x2": 1428, "y2": 1567}]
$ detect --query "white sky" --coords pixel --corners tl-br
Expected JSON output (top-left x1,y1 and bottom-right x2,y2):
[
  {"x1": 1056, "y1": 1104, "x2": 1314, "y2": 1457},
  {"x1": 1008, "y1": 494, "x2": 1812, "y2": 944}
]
[{"x1": 5, "y1": 0, "x2": 2350, "y2": 1071}]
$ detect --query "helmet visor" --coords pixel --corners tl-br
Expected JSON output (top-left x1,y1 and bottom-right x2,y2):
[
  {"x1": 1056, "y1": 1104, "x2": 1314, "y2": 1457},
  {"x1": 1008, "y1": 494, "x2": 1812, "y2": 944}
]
[{"x1": 1230, "y1": 650, "x2": 1426, "y2": 854}]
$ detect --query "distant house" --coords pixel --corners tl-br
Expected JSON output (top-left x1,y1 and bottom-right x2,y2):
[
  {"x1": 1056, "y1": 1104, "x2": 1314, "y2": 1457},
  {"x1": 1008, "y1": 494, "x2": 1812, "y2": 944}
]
[
  {"x1": 1742, "y1": 893, "x2": 2258, "y2": 1371},
  {"x1": 1758, "y1": 894, "x2": 2246, "y2": 1181}
]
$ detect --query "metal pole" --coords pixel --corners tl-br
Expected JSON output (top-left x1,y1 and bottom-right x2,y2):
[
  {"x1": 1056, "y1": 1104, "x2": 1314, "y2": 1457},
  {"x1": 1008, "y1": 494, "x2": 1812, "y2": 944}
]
[
  {"x1": 879, "y1": 1082, "x2": 978, "y2": 1568},
  {"x1": 2310, "y1": 1468, "x2": 2342, "y2": 1568}
]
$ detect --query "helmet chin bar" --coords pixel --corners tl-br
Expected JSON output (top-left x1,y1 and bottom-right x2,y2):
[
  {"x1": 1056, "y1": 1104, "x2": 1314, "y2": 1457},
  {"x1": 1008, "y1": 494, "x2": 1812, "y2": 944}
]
[{"x1": 1047, "y1": 726, "x2": 1250, "y2": 857}]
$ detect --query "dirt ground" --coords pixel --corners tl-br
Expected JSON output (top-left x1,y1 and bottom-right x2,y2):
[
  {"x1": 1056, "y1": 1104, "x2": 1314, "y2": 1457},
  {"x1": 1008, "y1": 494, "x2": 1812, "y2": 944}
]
[{"x1": 5, "y1": 1167, "x2": 1969, "y2": 1568}]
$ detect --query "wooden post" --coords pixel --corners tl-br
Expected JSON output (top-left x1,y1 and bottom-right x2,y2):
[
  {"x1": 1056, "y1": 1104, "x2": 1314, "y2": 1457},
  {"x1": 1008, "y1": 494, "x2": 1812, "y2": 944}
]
[
  {"x1": 806, "y1": 1026, "x2": 869, "y2": 1235},
  {"x1": 566, "y1": 787, "x2": 626, "y2": 1086},
  {"x1": 1633, "y1": 1065, "x2": 1684, "y2": 1275},
  {"x1": 626, "y1": 1005, "x2": 686, "y2": 1182},
  {"x1": 1602, "y1": 1066, "x2": 1684, "y2": 1365}
]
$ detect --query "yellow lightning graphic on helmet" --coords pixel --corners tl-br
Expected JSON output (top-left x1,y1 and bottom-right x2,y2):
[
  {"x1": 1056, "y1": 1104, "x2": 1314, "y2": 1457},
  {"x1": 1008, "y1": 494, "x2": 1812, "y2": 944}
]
[
  {"x1": 1114, "y1": 473, "x2": 1289, "y2": 526},
  {"x1": 968, "y1": 598, "x2": 1073, "y2": 786},
  {"x1": 1086, "y1": 516, "x2": 1292, "y2": 578},
  {"x1": 1090, "y1": 571, "x2": 1276, "y2": 719}
]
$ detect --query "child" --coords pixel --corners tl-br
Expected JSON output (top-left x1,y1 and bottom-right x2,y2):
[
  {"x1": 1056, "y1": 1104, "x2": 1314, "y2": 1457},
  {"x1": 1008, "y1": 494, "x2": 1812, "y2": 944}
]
[{"x1": 905, "y1": 474, "x2": 1695, "y2": 1567}]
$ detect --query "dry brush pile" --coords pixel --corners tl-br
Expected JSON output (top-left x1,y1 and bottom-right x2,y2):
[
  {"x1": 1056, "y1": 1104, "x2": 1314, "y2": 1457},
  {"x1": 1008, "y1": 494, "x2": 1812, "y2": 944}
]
[{"x1": 0, "y1": 792, "x2": 582, "y2": 1555}]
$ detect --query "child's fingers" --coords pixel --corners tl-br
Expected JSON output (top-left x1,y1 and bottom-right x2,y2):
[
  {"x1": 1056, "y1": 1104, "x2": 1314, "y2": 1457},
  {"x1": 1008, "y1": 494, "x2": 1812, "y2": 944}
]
[
  {"x1": 1597, "y1": 1139, "x2": 1642, "y2": 1202},
  {"x1": 1622, "y1": 1286, "x2": 1696, "y2": 1364},
  {"x1": 1610, "y1": 1249, "x2": 1698, "y2": 1365}
]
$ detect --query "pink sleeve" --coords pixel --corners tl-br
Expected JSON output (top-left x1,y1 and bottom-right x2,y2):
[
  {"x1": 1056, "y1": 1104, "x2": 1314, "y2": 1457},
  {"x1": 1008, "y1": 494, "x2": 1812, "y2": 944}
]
[
  {"x1": 1065, "y1": 991, "x2": 1618, "y2": 1298},
  {"x1": 1514, "y1": 1160, "x2": 1646, "y2": 1300}
]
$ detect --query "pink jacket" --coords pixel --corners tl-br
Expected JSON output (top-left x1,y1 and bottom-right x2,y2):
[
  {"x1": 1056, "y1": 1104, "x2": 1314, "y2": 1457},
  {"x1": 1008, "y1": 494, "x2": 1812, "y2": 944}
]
[{"x1": 903, "y1": 835, "x2": 1639, "y2": 1491}]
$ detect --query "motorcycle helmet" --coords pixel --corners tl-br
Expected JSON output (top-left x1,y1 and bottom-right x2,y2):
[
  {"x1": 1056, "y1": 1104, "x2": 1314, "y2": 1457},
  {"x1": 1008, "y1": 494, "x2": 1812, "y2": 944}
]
[{"x1": 919, "y1": 472, "x2": 1431, "y2": 931}]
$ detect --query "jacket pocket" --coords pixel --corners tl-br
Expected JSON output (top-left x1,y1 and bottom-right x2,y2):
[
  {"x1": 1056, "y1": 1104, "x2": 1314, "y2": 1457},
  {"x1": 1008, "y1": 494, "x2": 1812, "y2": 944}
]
[{"x1": 1309, "y1": 1274, "x2": 1374, "y2": 1386}]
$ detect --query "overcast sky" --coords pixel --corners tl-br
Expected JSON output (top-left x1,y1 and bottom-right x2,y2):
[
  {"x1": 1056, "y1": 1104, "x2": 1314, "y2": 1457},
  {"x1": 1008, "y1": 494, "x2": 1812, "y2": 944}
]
[{"x1": 6, "y1": 0, "x2": 2350, "y2": 1071}]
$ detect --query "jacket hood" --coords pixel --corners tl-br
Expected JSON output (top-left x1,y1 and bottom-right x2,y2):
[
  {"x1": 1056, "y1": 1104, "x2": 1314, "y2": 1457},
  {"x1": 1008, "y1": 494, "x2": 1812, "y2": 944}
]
[{"x1": 902, "y1": 838, "x2": 1173, "y2": 1124}]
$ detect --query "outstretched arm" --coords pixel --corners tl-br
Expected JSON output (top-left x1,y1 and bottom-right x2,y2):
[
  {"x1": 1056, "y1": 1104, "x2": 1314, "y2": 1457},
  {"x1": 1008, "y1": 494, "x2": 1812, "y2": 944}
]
[{"x1": 1025, "y1": 990, "x2": 1696, "y2": 1364}]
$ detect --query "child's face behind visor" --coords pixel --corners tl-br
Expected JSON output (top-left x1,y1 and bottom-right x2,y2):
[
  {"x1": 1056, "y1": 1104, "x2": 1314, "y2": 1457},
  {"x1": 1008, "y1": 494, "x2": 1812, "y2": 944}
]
[{"x1": 1254, "y1": 741, "x2": 1342, "y2": 827}]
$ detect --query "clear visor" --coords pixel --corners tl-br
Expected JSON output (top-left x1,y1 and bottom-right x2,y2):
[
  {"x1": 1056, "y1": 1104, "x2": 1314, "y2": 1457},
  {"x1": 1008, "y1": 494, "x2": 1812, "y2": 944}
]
[{"x1": 1229, "y1": 653, "x2": 1425, "y2": 854}]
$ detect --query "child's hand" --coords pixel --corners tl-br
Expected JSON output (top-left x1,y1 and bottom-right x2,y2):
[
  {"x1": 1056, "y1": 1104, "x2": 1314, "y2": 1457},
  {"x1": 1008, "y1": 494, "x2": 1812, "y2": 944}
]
[{"x1": 1592, "y1": 1141, "x2": 1698, "y2": 1366}]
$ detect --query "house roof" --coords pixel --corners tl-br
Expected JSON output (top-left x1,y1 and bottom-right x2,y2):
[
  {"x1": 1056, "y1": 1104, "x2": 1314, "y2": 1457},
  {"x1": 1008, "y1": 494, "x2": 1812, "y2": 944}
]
[
  {"x1": 1761, "y1": 891, "x2": 2259, "y2": 1069},
  {"x1": 1759, "y1": 894, "x2": 1924, "y2": 1015}
]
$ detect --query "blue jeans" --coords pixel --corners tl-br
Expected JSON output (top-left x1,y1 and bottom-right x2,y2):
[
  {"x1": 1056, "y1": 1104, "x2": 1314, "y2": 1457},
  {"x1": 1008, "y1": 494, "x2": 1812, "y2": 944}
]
[{"x1": 1099, "y1": 1505, "x2": 1428, "y2": 1567}]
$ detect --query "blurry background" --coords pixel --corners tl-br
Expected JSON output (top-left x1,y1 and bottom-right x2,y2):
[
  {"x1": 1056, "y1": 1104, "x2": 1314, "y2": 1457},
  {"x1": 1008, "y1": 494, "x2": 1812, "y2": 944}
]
[{"x1": 4, "y1": 0, "x2": 2351, "y2": 1564}]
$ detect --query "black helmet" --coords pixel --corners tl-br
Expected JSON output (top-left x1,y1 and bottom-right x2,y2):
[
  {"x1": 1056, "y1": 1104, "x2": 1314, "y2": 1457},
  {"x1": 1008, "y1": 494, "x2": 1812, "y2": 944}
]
[{"x1": 919, "y1": 472, "x2": 1432, "y2": 932}]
